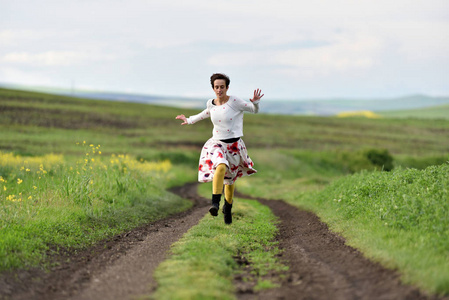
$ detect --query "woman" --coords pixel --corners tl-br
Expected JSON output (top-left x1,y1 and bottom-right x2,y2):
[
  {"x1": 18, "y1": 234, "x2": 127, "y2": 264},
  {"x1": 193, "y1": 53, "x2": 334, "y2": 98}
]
[{"x1": 175, "y1": 73, "x2": 264, "y2": 224}]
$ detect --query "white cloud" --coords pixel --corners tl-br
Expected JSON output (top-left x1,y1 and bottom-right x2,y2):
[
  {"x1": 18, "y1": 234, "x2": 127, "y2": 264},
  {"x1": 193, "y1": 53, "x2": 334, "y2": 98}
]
[
  {"x1": 207, "y1": 33, "x2": 384, "y2": 77},
  {"x1": 276, "y1": 34, "x2": 383, "y2": 74},
  {"x1": 207, "y1": 51, "x2": 275, "y2": 67},
  {"x1": 0, "y1": 29, "x2": 81, "y2": 47},
  {"x1": 1, "y1": 51, "x2": 116, "y2": 66},
  {"x1": 0, "y1": 30, "x2": 38, "y2": 46},
  {"x1": 0, "y1": 67, "x2": 55, "y2": 86},
  {"x1": 387, "y1": 21, "x2": 449, "y2": 61}
]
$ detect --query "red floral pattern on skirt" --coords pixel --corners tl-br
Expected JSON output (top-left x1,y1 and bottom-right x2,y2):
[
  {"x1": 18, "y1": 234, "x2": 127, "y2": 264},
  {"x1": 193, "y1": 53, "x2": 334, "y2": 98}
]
[{"x1": 198, "y1": 138, "x2": 257, "y2": 184}]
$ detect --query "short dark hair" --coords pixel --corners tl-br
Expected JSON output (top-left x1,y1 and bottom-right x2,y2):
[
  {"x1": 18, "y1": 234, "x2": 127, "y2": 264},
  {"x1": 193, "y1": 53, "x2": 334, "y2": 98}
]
[{"x1": 210, "y1": 73, "x2": 230, "y2": 88}]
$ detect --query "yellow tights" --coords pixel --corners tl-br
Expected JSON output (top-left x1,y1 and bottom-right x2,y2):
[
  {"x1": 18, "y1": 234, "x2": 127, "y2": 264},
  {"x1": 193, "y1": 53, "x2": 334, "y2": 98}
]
[{"x1": 212, "y1": 163, "x2": 234, "y2": 204}]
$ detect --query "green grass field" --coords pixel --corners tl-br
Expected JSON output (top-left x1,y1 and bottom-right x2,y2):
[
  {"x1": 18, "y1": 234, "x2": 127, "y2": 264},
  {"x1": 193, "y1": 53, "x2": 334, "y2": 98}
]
[
  {"x1": 1, "y1": 87, "x2": 448, "y2": 296},
  {"x1": 380, "y1": 104, "x2": 449, "y2": 119}
]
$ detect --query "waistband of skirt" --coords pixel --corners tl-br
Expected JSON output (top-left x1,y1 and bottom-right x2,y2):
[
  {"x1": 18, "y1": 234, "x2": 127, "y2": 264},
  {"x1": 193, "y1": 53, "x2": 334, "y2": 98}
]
[{"x1": 219, "y1": 137, "x2": 241, "y2": 143}]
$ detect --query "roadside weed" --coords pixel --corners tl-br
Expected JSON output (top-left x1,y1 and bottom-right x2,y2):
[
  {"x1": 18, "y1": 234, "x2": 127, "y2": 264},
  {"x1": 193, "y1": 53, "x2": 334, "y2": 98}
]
[{"x1": 0, "y1": 145, "x2": 190, "y2": 271}]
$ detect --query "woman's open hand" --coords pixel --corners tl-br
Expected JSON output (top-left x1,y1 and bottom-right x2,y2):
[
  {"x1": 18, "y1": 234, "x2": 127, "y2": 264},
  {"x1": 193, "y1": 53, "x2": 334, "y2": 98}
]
[
  {"x1": 250, "y1": 89, "x2": 264, "y2": 102},
  {"x1": 175, "y1": 114, "x2": 188, "y2": 125}
]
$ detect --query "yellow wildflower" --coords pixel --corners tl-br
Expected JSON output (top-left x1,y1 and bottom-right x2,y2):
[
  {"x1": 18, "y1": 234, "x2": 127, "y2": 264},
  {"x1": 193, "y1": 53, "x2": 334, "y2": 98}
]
[
  {"x1": 337, "y1": 110, "x2": 381, "y2": 119},
  {"x1": 17, "y1": 178, "x2": 23, "y2": 184},
  {"x1": 33, "y1": 186, "x2": 37, "y2": 190},
  {"x1": 3, "y1": 186, "x2": 6, "y2": 191},
  {"x1": 26, "y1": 168, "x2": 30, "y2": 172},
  {"x1": 28, "y1": 196, "x2": 32, "y2": 200},
  {"x1": 0, "y1": 176, "x2": 4, "y2": 183}
]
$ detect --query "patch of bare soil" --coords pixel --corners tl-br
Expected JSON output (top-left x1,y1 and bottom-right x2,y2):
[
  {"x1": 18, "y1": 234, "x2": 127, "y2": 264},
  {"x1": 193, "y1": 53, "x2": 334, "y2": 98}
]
[
  {"x1": 0, "y1": 183, "x2": 208, "y2": 300},
  {"x1": 236, "y1": 193, "x2": 447, "y2": 300}
]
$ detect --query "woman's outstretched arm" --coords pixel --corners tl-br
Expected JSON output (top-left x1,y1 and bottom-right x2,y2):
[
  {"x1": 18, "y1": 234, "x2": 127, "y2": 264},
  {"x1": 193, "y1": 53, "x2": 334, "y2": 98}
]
[{"x1": 176, "y1": 105, "x2": 211, "y2": 125}]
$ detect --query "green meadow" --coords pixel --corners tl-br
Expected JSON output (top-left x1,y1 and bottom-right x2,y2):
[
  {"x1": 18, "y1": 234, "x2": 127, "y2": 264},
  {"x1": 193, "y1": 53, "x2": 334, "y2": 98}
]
[
  {"x1": 380, "y1": 104, "x2": 449, "y2": 120},
  {"x1": 0, "y1": 88, "x2": 448, "y2": 297}
]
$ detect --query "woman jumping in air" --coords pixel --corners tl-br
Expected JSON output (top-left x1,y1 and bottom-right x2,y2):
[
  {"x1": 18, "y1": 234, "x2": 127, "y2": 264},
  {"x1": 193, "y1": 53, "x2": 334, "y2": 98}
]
[{"x1": 175, "y1": 73, "x2": 264, "y2": 224}]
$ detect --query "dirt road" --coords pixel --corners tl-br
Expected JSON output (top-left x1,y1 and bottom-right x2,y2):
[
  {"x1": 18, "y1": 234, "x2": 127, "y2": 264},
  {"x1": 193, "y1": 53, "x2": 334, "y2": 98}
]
[
  {"x1": 0, "y1": 183, "x2": 445, "y2": 300},
  {"x1": 236, "y1": 194, "x2": 444, "y2": 300}
]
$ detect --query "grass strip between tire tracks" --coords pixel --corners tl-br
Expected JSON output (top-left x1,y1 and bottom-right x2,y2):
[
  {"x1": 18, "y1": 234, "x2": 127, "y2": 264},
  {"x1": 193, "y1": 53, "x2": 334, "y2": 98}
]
[{"x1": 150, "y1": 197, "x2": 287, "y2": 300}]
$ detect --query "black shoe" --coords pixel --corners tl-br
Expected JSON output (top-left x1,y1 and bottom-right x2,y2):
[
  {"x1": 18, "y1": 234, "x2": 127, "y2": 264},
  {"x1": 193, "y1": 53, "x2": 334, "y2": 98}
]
[
  {"x1": 209, "y1": 194, "x2": 221, "y2": 217},
  {"x1": 223, "y1": 200, "x2": 232, "y2": 224}
]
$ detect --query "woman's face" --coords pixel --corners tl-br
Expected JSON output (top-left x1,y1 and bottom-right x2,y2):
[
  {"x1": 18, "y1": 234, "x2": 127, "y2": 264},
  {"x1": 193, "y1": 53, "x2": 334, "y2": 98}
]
[{"x1": 213, "y1": 79, "x2": 229, "y2": 99}]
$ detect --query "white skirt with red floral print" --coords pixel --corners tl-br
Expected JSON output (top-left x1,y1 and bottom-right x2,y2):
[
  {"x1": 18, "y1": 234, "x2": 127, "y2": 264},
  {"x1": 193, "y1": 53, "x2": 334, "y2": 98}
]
[{"x1": 198, "y1": 138, "x2": 257, "y2": 185}]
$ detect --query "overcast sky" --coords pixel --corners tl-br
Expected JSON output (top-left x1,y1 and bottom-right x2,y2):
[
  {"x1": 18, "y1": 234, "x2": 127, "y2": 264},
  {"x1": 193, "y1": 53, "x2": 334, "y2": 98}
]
[{"x1": 1, "y1": 0, "x2": 448, "y2": 100}]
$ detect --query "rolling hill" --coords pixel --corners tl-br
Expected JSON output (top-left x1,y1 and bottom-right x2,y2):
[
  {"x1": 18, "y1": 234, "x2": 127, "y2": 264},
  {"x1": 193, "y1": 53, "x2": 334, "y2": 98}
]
[{"x1": 1, "y1": 83, "x2": 448, "y2": 117}]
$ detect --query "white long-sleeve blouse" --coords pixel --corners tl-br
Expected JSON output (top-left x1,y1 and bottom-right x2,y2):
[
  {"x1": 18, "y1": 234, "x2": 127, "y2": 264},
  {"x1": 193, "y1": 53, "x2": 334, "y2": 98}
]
[{"x1": 186, "y1": 96, "x2": 260, "y2": 140}]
